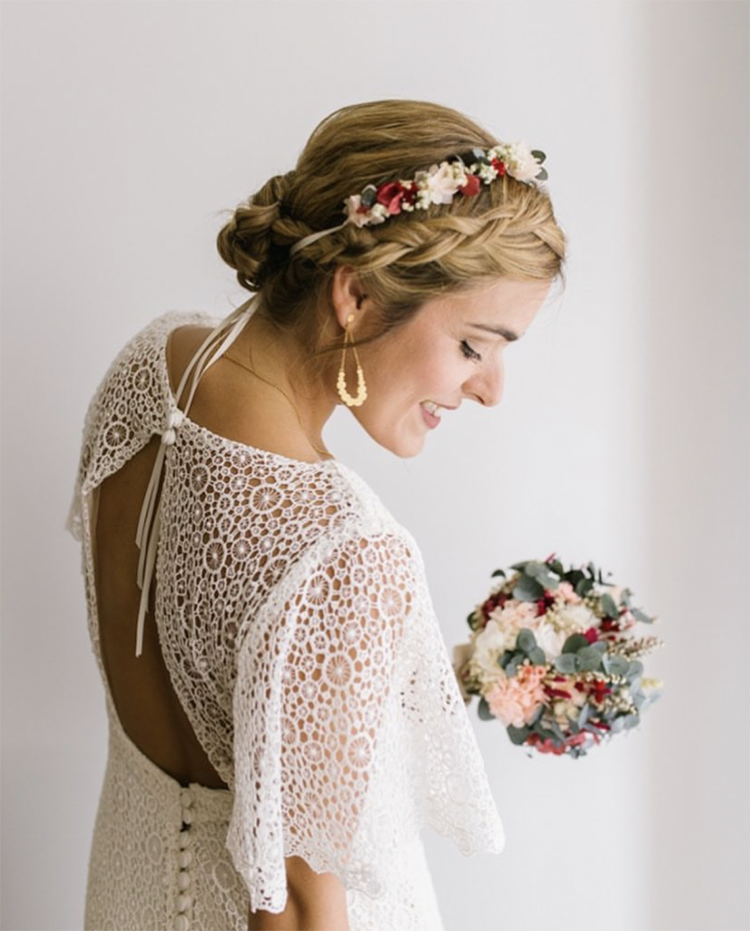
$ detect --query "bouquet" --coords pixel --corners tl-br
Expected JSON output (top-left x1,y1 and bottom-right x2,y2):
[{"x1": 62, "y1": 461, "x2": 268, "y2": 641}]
[{"x1": 453, "y1": 554, "x2": 664, "y2": 758}]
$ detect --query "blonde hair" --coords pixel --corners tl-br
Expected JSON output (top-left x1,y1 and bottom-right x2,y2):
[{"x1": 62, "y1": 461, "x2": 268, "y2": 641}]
[{"x1": 217, "y1": 99, "x2": 566, "y2": 375}]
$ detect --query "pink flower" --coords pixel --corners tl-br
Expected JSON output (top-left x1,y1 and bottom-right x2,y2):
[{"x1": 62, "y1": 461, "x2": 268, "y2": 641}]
[
  {"x1": 556, "y1": 581, "x2": 581, "y2": 604},
  {"x1": 485, "y1": 664, "x2": 547, "y2": 728}
]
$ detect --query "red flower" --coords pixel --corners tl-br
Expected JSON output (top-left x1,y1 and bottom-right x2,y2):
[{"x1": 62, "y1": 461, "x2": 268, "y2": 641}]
[
  {"x1": 545, "y1": 687, "x2": 573, "y2": 700},
  {"x1": 491, "y1": 158, "x2": 507, "y2": 175},
  {"x1": 376, "y1": 181, "x2": 410, "y2": 215},
  {"x1": 529, "y1": 734, "x2": 566, "y2": 756},
  {"x1": 459, "y1": 174, "x2": 481, "y2": 196},
  {"x1": 584, "y1": 627, "x2": 599, "y2": 644}
]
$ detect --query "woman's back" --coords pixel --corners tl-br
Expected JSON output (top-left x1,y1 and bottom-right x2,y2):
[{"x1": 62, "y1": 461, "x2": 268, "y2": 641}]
[{"x1": 72, "y1": 310, "x2": 501, "y2": 929}]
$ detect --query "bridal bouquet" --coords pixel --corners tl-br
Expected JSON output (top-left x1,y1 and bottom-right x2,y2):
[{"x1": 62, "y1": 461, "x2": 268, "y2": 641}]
[{"x1": 453, "y1": 554, "x2": 664, "y2": 758}]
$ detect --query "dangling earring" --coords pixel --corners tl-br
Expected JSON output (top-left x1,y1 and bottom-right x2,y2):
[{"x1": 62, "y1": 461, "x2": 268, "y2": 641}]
[{"x1": 336, "y1": 313, "x2": 368, "y2": 407}]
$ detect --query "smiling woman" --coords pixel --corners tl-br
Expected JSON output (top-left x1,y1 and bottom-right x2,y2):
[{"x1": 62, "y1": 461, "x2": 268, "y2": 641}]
[{"x1": 67, "y1": 99, "x2": 566, "y2": 931}]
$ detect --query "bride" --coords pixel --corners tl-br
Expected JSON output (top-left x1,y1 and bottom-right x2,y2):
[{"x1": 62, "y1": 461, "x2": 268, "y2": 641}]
[{"x1": 68, "y1": 98, "x2": 566, "y2": 931}]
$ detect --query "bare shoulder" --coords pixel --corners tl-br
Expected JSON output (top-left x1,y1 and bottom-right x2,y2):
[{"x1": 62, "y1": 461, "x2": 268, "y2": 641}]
[{"x1": 166, "y1": 324, "x2": 214, "y2": 396}]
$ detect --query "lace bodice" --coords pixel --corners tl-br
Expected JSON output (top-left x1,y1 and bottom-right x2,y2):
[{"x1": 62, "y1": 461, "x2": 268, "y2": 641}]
[{"x1": 68, "y1": 310, "x2": 506, "y2": 914}]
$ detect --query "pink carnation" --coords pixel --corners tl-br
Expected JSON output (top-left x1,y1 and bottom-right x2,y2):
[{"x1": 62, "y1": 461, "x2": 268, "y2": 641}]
[{"x1": 485, "y1": 664, "x2": 547, "y2": 728}]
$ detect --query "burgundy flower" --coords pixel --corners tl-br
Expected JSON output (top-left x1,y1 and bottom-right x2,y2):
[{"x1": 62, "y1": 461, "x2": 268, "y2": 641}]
[
  {"x1": 491, "y1": 158, "x2": 507, "y2": 175},
  {"x1": 459, "y1": 174, "x2": 481, "y2": 197},
  {"x1": 376, "y1": 181, "x2": 410, "y2": 215}
]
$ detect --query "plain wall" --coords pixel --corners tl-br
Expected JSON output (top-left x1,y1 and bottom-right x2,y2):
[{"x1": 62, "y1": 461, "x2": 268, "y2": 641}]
[{"x1": 2, "y1": 3, "x2": 748, "y2": 930}]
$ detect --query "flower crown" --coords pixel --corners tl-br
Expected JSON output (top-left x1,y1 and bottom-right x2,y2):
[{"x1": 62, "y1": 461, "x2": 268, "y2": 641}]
[{"x1": 289, "y1": 140, "x2": 547, "y2": 255}]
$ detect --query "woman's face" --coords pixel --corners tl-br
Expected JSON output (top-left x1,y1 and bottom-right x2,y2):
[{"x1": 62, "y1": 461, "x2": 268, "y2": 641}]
[{"x1": 351, "y1": 278, "x2": 552, "y2": 458}]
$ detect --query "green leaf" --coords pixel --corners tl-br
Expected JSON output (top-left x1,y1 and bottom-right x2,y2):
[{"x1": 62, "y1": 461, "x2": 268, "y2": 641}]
[
  {"x1": 507, "y1": 724, "x2": 530, "y2": 745},
  {"x1": 509, "y1": 559, "x2": 531, "y2": 572},
  {"x1": 478, "y1": 697, "x2": 495, "y2": 721},
  {"x1": 626, "y1": 660, "x2": 644, "y2": 679},
  {"x1": 600, "y1": 593, "x2": 619, "y2": 619},
  {"x1": 517, "y1": 628, "x2": 538, "y2": 652},
  {"x1": 603, "y1": 654, "x2": 629, "y2": 676},
  {"x1": 578, "y1": 703, "x2": 591, "y2": 727},
  {"x1": 578, "y1": 646, "x2": 604, "y2": 672},
  {"x1": 528, "y1": 647, "x2": 546, "y2": 665},
  {"x1": 562, "y1": 633, "x2": 590, "y2": 654},
  {"x1": 548, "y1": 558, "x2": 564, "y2": 577},
  {"x1": 576, "y1": 578, "x2": 594, "y2": 598},
  {"x1": 513, "y1": 575, "x2": 545, "y2": 602},
  {"x1": 631, "y1": 607, "x2": 653, "y2": 624},
  {"x1": 360, "y1": 184, "x2": 377, "y2": 207},
  {"x1": 491, "y1": 568, "x2": 506, "y2": 578},
  {"x1": 531, "y1": 150, "x2": 547, "y2": 163},
  {"x1": 554, "y1": 653, "x2": 578, "y2": 674}
]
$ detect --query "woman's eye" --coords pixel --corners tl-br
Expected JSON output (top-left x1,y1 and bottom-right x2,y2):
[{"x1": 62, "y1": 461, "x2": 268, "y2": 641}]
[{"x1": 460, "y1": 339, "x2": 482, "y2": 362}]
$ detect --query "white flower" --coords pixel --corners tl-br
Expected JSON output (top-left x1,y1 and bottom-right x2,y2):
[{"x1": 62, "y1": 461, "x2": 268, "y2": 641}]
[
  {"x1": 534, "y1": 620, "x2": 568, "y2": 660},
  {"x1": 478, "y1": 163, "x2": 498, "y2": 184},
  {"x1": 369, "y1": 203, "x2": 389, "y2": 224},
  {"x1": 550, "y1": 602, "x2": 599, "y2": 633},
  {"x1": 424, "y1": 162, "x2": 460, "y2": 205},
  {"x1": 506, "y1": 140, "x2": 543, "y2": 182},
  {"x1": 469, "y1": 619, "x2": 515, "y2": 685}
]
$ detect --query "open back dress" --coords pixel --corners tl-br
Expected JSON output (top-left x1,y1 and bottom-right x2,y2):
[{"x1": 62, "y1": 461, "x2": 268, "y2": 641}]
[{"x1": 67, "y1": 301, "x2": 506, "y2": 931}]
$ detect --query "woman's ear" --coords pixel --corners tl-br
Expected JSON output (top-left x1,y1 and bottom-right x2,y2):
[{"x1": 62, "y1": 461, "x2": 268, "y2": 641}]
[{"x1": 331, "y1": 266, "x2": 368, "y2": 330}]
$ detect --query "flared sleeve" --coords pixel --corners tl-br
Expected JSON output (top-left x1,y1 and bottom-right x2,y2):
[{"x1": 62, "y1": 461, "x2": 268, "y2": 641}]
[{"x1": 227, "y1": 522, "x2": 506, "y2": 915}]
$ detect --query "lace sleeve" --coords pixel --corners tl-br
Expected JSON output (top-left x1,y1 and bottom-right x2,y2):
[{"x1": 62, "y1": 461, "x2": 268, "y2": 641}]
[{"x1": 226, "y1": 529, "x2": 415, "y2": 915}]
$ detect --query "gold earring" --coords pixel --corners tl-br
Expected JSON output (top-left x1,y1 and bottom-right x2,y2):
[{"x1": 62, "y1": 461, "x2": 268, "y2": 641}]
[{"x1": 336, "y1": 313, "x2": 368, "y2": 407}]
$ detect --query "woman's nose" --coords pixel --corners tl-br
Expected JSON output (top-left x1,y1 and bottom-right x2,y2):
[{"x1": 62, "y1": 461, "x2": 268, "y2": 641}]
[{"x1": 465, "y1": 361, "x2": 505, "y2": 407}]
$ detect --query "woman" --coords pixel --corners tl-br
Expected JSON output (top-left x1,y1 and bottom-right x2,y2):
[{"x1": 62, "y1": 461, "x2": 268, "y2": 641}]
[{"x1": 68, "y1": 99, "x2": 566, "y2": 931}]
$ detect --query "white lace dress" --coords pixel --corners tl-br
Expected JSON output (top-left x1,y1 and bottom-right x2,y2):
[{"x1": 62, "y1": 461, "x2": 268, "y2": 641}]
[{"x1": 67, "y1": 307, "x2": 506, "y2": 931}]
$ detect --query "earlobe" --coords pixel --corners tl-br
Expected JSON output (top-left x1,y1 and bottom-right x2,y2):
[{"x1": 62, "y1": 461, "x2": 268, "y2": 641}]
[{"x1": 332, "y1": 265, "x2": 367, "y2": 329}]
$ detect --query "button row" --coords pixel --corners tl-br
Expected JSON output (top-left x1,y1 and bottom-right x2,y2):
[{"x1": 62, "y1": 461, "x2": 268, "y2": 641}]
[{"x1": 174, "y1": 789, "x2": 194, "y2": 931}]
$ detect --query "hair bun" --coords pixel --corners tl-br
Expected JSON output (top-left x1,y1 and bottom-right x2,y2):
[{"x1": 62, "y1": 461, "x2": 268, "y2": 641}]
[{"x1": 217, "y1": 172, "x2": 293, "y2": 291}]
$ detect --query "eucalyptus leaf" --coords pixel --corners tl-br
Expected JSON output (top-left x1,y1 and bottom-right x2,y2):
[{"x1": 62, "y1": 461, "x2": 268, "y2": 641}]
[
  {"x1": 491, "y1": 568, "x2": 507, "y2": 578},
  {"x1": 626, "y1": 660, "x2": 644, "y2": 679},
  {"x1": 478, "y1": 697, "x2": 495, "y2": 721},
  {"x1": 603, "y1": 654, "x2": 629, "y2": 676},
  {"x1": 631, "y1": 608, "x2": 654, "y2": 624},
  {"x1": 600, "y1": 593, "x2": 619, "y2": 619},
  {"x1": 562, "y1": 633, "x2": 589, "y2": 654},
  {"x1": 531, "y1": 150, "x2": 547, "y2": 163},
  {"x1": 623, "y1": 713, "x2": 640, "y2": 730},
  {"x1": 517, "y1": 628, "x2": 538, "y2": 652},
  {"x1": 535, "y1": 167, "x2": 549, "y2": 181},
  {"x1": 507, "y1": 724, "x2": 530, "y2": 745},
  {"x1": 554, "y1": 653, "x2": 578, "y2": 674},
  {"x1": 513, "y1": 575, "x2": 545, "y2": 602},
  {"x1": 578, "y1": 647, "x2": 604, "y2": 672},
  {"x1": 528, "y1": 647, "x2": 546, "y2": 665},
  {"x1": 576, "y1": 578, "x2": 594, "y2": 598},
  {"x1": 578, "y1": 703, "x2": 591, "y2": 727}
]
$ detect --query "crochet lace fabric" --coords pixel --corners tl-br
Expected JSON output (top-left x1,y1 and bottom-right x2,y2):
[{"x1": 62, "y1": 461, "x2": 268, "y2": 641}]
[{"x1": 69, "y1": 311, "x2": 506, "y2": 917}]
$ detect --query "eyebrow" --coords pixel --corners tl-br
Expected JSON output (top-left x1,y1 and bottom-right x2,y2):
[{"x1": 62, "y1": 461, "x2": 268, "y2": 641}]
[{"x1": 469, "y1": 322, "x2": 520, "y2": 341}]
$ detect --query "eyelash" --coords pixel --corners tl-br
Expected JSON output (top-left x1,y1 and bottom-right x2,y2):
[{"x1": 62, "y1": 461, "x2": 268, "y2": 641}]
[{"x1": 460, "y1": 339, "x2": 482, "y2": 362}]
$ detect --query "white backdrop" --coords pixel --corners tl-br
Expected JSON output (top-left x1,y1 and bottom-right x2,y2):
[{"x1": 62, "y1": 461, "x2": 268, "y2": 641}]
[{"x1": 2, "y1": 3, "x2": 748, "y2": 930}]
